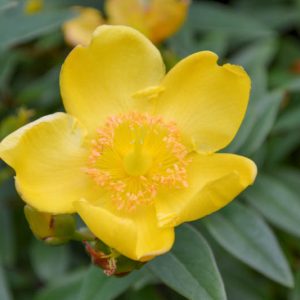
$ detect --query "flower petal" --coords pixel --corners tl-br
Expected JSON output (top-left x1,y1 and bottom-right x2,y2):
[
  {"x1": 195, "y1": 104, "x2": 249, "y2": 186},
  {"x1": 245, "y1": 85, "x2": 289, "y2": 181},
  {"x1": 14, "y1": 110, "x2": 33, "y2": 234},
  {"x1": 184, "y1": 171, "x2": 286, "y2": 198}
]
[
  {"x1": 60, "y1": 25, "x2": 165, "y2": 133},
  {"x1": 75, "y1": 200, "x2": 174, "y2": 261},
  {"x1": 154, "y1": 51, "x2": 251, "y2": 153},
  {"x1": 106, "y1": 0, "x2": 189, "y2": 44},
  {"x1": 155, "y1": 153, "x2": 257, "y2": 227},
  {"x1": 0, "y1": 113, "x2": 97, "y2": 213},
  {"x1": 63, "y1": 7, "x2": 104, "y2": 47}
]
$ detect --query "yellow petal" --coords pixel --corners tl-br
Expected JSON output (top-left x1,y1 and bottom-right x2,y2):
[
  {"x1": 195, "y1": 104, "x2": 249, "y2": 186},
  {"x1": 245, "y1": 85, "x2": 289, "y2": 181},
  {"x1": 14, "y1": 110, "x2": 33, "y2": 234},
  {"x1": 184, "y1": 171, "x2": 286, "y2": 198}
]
[
  {"x1": 75, "y1": 200, "x2": 174, "y2": 261},
  {"x1": 154, "y1": 51, "x2": 251, "y2": 153},
  {"x1": 0, "y1": 113, "x2": 98, "y2": 214},
  {"x1": 155, "y1": 153, "x2": 257, "y2": 227},
  {"x1": 60, "y1": 25, "x2": 165, "y2": 133},
  {"x1": 63, "y1": 7, "x2": 104, "y2": 47},
  {"x1": 106, "y1": 0, "x2": 190, "y2": 43}
]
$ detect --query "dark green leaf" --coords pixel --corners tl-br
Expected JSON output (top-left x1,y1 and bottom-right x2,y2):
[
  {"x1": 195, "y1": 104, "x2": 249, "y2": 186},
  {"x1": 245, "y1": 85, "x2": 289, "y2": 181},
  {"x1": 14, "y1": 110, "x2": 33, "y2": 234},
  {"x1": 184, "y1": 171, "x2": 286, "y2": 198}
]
[
  {"x1": 189, "y1": 2, "x2": 272, "y2": 38},
  {"x1": 78, "y1": 265, "x2": 140, "y2": 300},
  {"x1": 0, "y1": 264, "x2": 12, "y2": 300},
  {"x1": 0, "y1": 6, "x2": 76, "y2": 49},
  {"x1": 34, "y1": 269, "x2": 86, "y2": 300},
  {"x1": 148, "y1": 224, "x2": 226, "y2": 300},
  {"x1": 205, "y1": 202, "x2": 293, "y2": 287},
  {"x1": 239, "y1": 89, "x2": 284, "y2": 155},
  {"x1": 0, "y1": 0, "x2": 17, "y2": 11},
  {"x1": 0, "y1": 202, "x2": 16, "y2": 267},
  {"x1": 30, "y1": 240, "x2": 70, "y2": 282},
  {"x1": 273, "y1": 104, "x2": 300, "y2": 133},
  {"x1": 245, "y1": 173, "x2": 300, "y2": 238},
  {"x1": 290, "y1": 271, "x2": 300, "y2": 300}
]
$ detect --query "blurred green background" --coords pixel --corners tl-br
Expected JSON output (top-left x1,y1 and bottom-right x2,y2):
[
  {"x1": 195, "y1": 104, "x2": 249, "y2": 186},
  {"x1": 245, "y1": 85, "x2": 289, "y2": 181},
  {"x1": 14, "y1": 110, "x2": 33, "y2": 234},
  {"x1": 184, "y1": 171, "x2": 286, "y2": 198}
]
[{"x1": 1, "y1": 0, "x2": 300, "y2": 299}]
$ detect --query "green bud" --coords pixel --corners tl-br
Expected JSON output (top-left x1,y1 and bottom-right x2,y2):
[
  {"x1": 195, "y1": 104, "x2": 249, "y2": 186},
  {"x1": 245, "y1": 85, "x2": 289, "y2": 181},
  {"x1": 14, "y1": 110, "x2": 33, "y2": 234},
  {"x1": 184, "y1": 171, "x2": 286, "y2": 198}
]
[
  {"x1": 85, "y1": 240, "x2": 144, "y2": 276},
  {"x1": 24, "y1": 205, "x2": 76, "y2": 245}
]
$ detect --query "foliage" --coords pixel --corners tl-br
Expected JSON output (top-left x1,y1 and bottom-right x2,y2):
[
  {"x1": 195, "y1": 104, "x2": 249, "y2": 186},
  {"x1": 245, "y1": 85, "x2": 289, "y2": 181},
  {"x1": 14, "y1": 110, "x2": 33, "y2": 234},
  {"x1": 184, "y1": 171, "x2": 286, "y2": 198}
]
[{"x1": 1, "y1": 0, "x2": 300, "y2": 299}]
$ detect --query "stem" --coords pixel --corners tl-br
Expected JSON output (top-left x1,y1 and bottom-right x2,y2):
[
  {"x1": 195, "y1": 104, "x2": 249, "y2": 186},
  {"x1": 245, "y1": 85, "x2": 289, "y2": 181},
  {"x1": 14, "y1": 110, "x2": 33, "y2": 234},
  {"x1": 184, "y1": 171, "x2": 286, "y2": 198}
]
[{"x1": 72, "y1": 227, "x2": 95, "y2": 242}]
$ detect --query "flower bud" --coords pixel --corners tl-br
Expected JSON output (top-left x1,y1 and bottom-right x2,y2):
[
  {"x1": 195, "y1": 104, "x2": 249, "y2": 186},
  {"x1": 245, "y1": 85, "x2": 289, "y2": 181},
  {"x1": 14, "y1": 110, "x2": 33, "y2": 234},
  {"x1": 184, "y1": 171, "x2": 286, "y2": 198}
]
[
  {"x1": 85, "y1": 240, "x2": 144, "y2": 276},
  {"x1": 24, "y1": 205, "x2": 76, "y2": 245}
]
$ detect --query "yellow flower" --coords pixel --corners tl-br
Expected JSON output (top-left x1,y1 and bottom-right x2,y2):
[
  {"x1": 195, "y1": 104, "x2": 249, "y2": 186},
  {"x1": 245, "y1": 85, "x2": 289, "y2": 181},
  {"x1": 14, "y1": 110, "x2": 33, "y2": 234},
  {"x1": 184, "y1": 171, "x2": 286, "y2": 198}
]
[
  {"x1": 106, "y1": 0, "x2": 190, "y2": 44},
  {"x1": 63, "y1": 7, "x2": 105, "y2": 47},
  {"x1": 24, "y1": 0, "x2": 43, "y2": 14},
  {"x1": 0, "y1": 26, "x2": 256, "y2": 261},
  {"x1": 63, "y1": 0, "x2": 190, "y2": 46}
]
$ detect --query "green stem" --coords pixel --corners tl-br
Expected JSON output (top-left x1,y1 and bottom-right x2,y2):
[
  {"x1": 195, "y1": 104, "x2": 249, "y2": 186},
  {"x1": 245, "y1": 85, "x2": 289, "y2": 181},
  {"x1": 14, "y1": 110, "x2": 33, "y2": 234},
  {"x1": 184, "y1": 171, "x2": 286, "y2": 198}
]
[{"x1": 72, "y1": 227, "x2": 95, "y2": 242}]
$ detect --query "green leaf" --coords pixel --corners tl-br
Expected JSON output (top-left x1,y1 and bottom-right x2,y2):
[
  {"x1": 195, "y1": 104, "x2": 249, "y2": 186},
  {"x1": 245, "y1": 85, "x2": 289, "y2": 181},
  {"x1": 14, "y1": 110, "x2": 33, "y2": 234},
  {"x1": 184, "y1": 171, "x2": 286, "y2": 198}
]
[
  {"x1": 225, "y1": 39, "x2": 278, "y2": 153},
  {"x1": 0, "y1": 6, "x2": 76, "y2": 50},
  {"x1": 271, "y1": 167, "x2": 300, "y2": 195},
  {"x1": 273, "y1": 104, "x2": 300, "y2": 133},
  {"x1": 30, "y1": 240, "x2": 70, "y2": 282},
  {"x1": 0, "y1": 264, "x2": 12, "y2": 300},
  {"x1": 78, "y1": 265, "x2": 140, "y2": 300},
  {"x1": 212, "y1": 242, "x2": 272, "y2": 300},
  {"x1": 205, "y1": 202, "x2": 293, "y2": 287},
  {"x1": 239, "y1": 89, "x2": 284, "y2": 155},
  {"x1": 123, "y1": 286, "x2": 164, "y2": 300},
  {"x1": 0, "y1": 202, "x2": 16, "y2": 267},
  {"x1": 247, "y1": 6, "x2": 300, "y2": 30},
  {"x1": 245, "y1": 173, "x2": 300, "y2": 238},
  {"x1": 0, "y1": 0, "x2": 17, "y2": 11},
  {"x1": 267, "y1": 132, "x2": 300, "y2": 165},
  {"x1": 282, "y1": 77, "x2": 300, "y2": 92},
  {"x1": 189, "y1": 2, "x2": 272, "y2": 38},
  {"x1": 290, "y1": 271, "x2": 300, "y2": 300},
  {"x1": 34, "y1": 269, "x2": 86, "y2": 300},
  {"x1": 148, "y1": 224, "x2": 226, "y2": 300}
]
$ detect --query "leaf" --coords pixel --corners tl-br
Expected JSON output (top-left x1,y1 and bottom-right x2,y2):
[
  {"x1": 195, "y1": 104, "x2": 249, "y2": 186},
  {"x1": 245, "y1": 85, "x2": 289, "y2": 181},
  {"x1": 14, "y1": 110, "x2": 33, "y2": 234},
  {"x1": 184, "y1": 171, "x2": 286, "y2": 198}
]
[
  {"x1": 204, "y1": 202, "x2": 293, "y2": 287},
  {"x1": 267, "y1": 132, "x2": 300, "y2": 165},
  {"x1": 0, "y1": 6, "x2": 76, "y2": 50},
  {"x1": 245, "y1": 173, "x2": 300, "y2": 238},
  {"x1": 148, "y1": 224, "x2": 226, "y2": 300},
  {"x1": 282, "y1": 77, "x2": 300, "y2": 92},
  {"x1": 211, "y1": 241, "x2": 272, "y2": 300},
  {"x1": 123, "y1": 286, "x2": 164, "y2": 300},
  {"x1": 0, "y1": 0, "x2": 17, "y2": 11},
  {"x1": 239, "y1": 89, "x2": 284, "y2": 155},
  {"x1": 0, "y1": 264, "x2": 12, "y2": 300},
  {"x1": 246, "y1": 5, "x2": 300, "y2": 30},
  {"x1": 30, "y1": 240, "x2": 70, "y2": 282},
  {"x1": 0, "y1": 201, "x2": 16, "y2": 267},
  {"x1": 34, "y1": 269, "x2": 86, "y2": 300},
  {"x1": 188, "y1": 2, "x2": 272, "y2": 38},
  {"x1": 131, "y1": 268, "x2": 160, "y2": 290},
  {"x1": 273, "y1": 104, "x2": 300, "y2": 133},
  {"x1": 225, "y1": 39, "x2": 278, "y2": 153},
  {"x1": 271, "y1": 167, "x2": 300, "y2": 195},
  {"x1": 78, "y1": 265, "x2": 140, "y2": 300},
  {"x1": 290, "y1": 271, "x2": 300, "y2": 300}
]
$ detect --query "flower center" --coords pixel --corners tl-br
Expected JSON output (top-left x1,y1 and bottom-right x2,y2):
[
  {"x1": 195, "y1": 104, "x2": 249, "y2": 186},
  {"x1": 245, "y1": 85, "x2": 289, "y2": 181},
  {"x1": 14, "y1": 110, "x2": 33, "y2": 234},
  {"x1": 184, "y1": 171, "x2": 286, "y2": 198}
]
[{"x1": 85, "y1": 112, "x2": 191, "y2": 211}]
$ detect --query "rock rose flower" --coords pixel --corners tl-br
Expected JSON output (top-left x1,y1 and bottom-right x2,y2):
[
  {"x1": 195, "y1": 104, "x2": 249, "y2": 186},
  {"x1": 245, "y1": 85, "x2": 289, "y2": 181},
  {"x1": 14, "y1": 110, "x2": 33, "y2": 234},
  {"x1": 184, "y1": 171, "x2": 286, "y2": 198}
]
[
  {"x1": 63, "y1": 0, "x2": 190, "y2": 47},
  {"x1": 106, "y1": 0, "x2": 190, "y2": 44},
  {"x1": 0, "y1": 25, "x2": 256, "y2": 261}
]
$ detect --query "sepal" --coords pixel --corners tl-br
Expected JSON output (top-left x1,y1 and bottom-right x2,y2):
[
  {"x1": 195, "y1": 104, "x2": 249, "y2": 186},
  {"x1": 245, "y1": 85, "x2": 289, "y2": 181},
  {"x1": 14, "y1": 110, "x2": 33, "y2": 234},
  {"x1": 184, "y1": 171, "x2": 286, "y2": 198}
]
[
  {"x1": 24, "y1": 205, "x2": 76, "y2": 245},
  {"x1": 85, "y1": 240, "x2": 145, "y2": 276}
]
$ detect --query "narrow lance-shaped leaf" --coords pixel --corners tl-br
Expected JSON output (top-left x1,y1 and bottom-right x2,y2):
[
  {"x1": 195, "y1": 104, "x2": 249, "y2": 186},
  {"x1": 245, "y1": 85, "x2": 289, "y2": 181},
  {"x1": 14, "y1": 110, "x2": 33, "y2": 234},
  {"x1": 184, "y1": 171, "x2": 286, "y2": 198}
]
[
  {"x1": 245, "y1": 173, "x2": 300, "y2": 238},
  {"x1": 204, "y1": 202, "x2": 293, "y2": 287},
  {"x1": 239, "y1": 89, "x2": 284, "y2": 155},
  {"x1": 148, "y1": 224, "x2": 226, "y2": 300},
  {"x1": 0, "y1": 6, "x2": 76, "y2": 50},
  {"x1": 0, "y1": 264, "x2": 12, "y2": 300},
  {"x1": 78, "y1": 265, "x2": 141, "y2": 300}
]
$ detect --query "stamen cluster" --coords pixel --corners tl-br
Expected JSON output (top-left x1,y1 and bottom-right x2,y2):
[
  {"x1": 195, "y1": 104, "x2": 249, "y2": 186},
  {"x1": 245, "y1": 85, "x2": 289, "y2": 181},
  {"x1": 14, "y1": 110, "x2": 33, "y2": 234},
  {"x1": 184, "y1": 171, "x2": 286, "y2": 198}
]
[{"x1": 85, "y1": 112, "x2": 191, "y2": 211}]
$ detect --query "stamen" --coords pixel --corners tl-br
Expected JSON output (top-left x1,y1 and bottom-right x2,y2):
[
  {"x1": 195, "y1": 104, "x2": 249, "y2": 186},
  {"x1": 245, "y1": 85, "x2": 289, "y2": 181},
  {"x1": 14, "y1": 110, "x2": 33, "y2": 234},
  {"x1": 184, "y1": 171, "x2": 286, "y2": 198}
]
[{"x1": 85, "y1": 112, "x2": 191, "y2": 211}]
